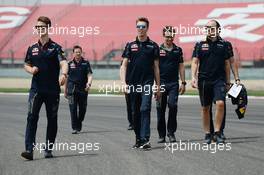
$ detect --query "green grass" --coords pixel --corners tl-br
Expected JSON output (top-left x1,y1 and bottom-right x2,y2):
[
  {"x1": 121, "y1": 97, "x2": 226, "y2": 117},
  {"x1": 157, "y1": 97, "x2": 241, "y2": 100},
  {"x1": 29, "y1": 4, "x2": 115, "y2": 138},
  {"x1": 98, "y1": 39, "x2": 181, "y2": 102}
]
[
  {"x1": 0, "y1": 88, "x2": 29, "y2": 93},
  {"x1": 0, "y1": 88, "x2": 263, "y2": 96}
]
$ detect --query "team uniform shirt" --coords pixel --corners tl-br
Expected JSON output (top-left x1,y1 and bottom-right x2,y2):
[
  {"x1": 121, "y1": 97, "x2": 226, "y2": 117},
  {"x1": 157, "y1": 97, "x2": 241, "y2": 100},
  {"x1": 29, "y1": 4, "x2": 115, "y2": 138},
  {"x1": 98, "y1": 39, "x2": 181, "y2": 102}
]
[
  {"x1": 122, "y1": 37, "x2": 159, "y2": 86},
  {"x1": 67, "y1": 57, "x2": 93, "y2": 92},
  {"x1": 159, "y1": 43, "x2": 183, "y2": 84},
  {"x1": 24, "y1": 39, "x2": 66, "y2": 94},
  {"x1": 192, "y1": 37, "x2": 233, "y2": 81}
]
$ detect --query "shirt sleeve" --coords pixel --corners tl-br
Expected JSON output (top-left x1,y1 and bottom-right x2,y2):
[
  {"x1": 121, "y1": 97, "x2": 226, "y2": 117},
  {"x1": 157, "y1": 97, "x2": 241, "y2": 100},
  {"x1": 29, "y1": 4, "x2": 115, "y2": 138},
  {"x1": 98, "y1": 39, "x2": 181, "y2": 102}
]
[
  {"x1": 67, "y1": 62, "x2": 70, "y2": 75},
  {"x1": 153, "y1": 43, "x2": 160, "y2": 60},
  {"x1": 87, "y1": 61, "x2": 93, "y2": 74},
  {"x1": 57, "y1": 46, "x2": 67, "y2": 62},
  {"x1": 225, "y1": 41, "x2": 234, "y2": 60},
  {"x1": 24, "y1": 47, "x2": 32, "y2": 65},
  {"x1": 192, "y1": 42, "x2": 200, "y2": 59},
  {"x1": 179, "y1": 47, "x2": 184, "y2": 63},
  {"x1": 122, "y1": 42, "x2": 131, "y2": 59}
]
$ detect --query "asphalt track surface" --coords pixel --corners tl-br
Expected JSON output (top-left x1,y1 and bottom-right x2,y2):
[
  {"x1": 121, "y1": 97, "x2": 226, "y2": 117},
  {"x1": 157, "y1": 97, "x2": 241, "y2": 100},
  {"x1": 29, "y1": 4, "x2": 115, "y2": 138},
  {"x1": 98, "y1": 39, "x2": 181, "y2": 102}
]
[{"x1": 0, "y1": 94, "x2": 263, "y2": 175}]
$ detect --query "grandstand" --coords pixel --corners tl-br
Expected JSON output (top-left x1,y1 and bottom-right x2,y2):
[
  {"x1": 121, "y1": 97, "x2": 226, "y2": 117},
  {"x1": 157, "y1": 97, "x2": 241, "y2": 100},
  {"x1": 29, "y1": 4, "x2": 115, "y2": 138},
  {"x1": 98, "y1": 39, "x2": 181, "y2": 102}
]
[{"x1": 0, "y1": 0, "x2": 263, "y2": 67}]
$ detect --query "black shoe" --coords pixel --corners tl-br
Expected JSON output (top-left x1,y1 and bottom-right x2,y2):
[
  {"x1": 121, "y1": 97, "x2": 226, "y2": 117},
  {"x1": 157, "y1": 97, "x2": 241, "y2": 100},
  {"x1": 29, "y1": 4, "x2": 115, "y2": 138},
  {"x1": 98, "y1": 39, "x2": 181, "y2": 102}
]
[
  {"x1": 139, "y1": 141, "x2": 151, "y2": 150},
  {"x1": 220, "y1": 132, "x2": 226, "y2": 140},
  {"x1": 127, "y1": 125, "x2": 134, "y2": 130},
  {"x1": 72, "y1": 130, "x2": 79, "y2": 134},
  {"x1": 205, "y1": 133, "x2": 212, "y2": 144},
  {"x1": 157, "y1": 137, "x2": 166, "y2": 143},
  {"x1": 214, "y1": 132, "x2": 224, "y2": 144},
  {"x1": 168, "y1": 134, "x2": 176, "y2": 143},
  {"x1": 21, "y1": 151, "x2": 33, "y2": 160},
  {"x1": 44, "y1": 151, "x2": 53, "y2": 158},
  {"x1": 132, "y1": 139, "x2": 141, "y2": 149},
  {"x1": 139, "y1": 139, "x2": 151, "y2": 151}
]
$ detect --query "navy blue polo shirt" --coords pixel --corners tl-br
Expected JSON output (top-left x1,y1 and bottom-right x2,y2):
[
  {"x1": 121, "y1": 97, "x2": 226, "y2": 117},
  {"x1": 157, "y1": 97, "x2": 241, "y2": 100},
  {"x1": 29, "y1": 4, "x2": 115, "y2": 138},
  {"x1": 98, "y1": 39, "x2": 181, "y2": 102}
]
[
  {"x1": 159, "y1": 43, "x2": 183, "y2": 84},
  {"x1": 192, "y1": 37, "x2": 233, "y2": 81},
  {"x1": 67, "y1": 58, "x2": 93, "y2": 91},
  {"x1": 122, "y1": 37, "x2": 159, "y2": 86},
  {"x1": 24, "y1": 39, "x2": 66, "y2": 94}
]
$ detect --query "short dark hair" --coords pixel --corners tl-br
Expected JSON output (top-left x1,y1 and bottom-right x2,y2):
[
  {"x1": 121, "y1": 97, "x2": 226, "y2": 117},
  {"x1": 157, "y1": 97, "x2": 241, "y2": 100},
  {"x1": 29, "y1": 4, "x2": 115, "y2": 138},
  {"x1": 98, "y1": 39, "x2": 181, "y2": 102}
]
[
  {"x1": 37, "y1": 16, "x2": 51, "y2": 27},
  {"x1": 136, "y1": 17, "x2": 149, "y2": 28},
  {"x1": 163, "y1": 26, "x2": 176, "y2": 37},
  {"x1": 73, "y1": 45, "x2": 82, "y2": 52},
  {"x1": 212, "y1": 20, "x2": 221, "y2": 29},
  {"x1": 211, "y1": 19, "x2": 221, "y2": 33}
]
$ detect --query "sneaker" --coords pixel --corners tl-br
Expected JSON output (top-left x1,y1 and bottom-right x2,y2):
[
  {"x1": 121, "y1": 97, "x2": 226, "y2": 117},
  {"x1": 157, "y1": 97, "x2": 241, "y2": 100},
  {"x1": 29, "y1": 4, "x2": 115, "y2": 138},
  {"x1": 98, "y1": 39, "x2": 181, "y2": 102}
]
[
  {"x1": 205, "y1": 133, "x2": 212, "y2": 144},
  {"x1": 127, "y1": 125, "x2": 134, "y2": 130},
  {"x1": 44, "y1": 151, "x2": 53, "y2": 158},
  {"x1": 167, "y1": 134, "x2": 176, "y2": 143},
  {"x1": 132, "y1": 139, "x2": 141, "y2": 149},
  {"x1": 220, "y1": 132, "x2": 226, "y2": 140},
  {"x1": 21, "y1": 151, "x2": 33, "y2": 160},
  {"x1": 139, "y1": 141, "x2": 151, "y2": 150},
  {"x1": 72, "y1": 130, "x2": 79, "y2": 134},
  {"x1": 215, "y1": 132, "x2": 224, "y2": 144},
  {"x1": 157, "y1": 137, "x2": 166, "y2": 143}
]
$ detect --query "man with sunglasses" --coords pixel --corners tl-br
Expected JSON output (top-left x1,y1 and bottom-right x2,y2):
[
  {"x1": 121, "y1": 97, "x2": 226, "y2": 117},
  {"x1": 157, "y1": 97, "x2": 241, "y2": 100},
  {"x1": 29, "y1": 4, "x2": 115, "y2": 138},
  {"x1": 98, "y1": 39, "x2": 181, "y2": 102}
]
[
  {"x1": 120, "y1": 17, "x2": 160, "y2": 150},
  {"x1": 156, "y1": 26, "x2": 186, "y2": 143},
  {"x1": 21, "y1": 16, "x2": 68, "y2": 160},
  {"x1": 191, "y1": 20, "x2": 237, "y2": 144}
]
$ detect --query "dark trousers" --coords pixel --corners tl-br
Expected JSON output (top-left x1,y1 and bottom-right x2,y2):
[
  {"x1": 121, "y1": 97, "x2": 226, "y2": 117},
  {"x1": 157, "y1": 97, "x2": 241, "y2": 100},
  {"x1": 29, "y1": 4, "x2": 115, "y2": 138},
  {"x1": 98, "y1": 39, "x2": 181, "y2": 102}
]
[
  {"x1": 125, "y1": 93, "x2": 133, "y2": 127},
  {"x1": 210, "y1": 101, "x2": 226, "y2": 134},
  {"x1": 68, "y1": 91, "x2": 88, "y2": 131},
  {"x1": 156, "y1": 83, "x2": 179, "y2": 138},
  {"x1": 130, "y1": 90, "x2": 152, "y2": 142},
  {"x1": 25, "y1": 91, "x2": 60, "y2": 152}
]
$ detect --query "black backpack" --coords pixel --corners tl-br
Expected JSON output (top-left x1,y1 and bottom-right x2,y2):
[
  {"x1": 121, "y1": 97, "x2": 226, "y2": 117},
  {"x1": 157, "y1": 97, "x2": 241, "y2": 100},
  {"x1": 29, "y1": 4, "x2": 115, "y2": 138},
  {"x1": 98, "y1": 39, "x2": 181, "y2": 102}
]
[{"x1": 229, "y1": 84, "x2": 248, "y2": 119}]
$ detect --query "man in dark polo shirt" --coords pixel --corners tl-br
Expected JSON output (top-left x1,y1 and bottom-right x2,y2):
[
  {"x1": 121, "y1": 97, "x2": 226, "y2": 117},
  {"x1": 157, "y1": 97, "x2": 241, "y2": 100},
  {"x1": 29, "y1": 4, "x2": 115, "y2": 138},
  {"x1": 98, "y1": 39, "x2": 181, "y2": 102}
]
[
  {"x1": 64, "y1": 45, "x2": 93, "y2": 134},
  {"x1": 156, "y1": 26, "x2": 186, "y2": 143},
  {"x1": 120, "y1": 17, "x2": 160, "y2": 150},
  {"x1": 21, "y1": 16, "x2": 68, "y2": 160},
  {"x1": 191, "y1": 19, "x2": 232, "y2": 144},
  {"x1": 209, "y1": 36, "x2": 241, "y2": 140}
]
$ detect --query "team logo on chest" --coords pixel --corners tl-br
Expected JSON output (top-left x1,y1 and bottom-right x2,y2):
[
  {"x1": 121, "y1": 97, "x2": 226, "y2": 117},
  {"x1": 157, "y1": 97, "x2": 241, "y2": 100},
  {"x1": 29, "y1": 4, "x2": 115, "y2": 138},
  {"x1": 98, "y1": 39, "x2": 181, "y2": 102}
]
[
  {"x1": 217, "y1": 43, "x2": 224, "y2": 48},
  {"x1": 131, "y1": 44, "x2": 138, "y2": 52},
  {"x1": 70, "y1": 62, "x2": 76, "y2": 69},
  {"x1": 160, "y1": 49, "x2": 166, "y2": 56},
  {"x1": 48, "y1": 48, "x2": 55, "y2": 52},
  {"x1": 32, "y1": 47, "x2": 39, "y2": 55},
  {"x1": 201, "y1": 43, "x2": 209, "y2": 51}
]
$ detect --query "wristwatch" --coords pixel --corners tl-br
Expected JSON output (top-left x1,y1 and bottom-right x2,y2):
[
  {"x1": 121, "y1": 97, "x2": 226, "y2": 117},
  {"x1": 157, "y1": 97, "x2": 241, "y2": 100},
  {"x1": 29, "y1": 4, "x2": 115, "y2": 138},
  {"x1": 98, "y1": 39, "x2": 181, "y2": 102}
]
[{"x1": 182, "y1": 81, "x2": 187, "y2": 85}]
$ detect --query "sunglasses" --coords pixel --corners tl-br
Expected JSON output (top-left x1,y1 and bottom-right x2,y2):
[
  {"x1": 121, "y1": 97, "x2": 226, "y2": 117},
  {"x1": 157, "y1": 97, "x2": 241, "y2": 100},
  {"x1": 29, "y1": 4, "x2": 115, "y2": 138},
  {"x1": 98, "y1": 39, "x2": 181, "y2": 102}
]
[
  {"x1": 164, "y1": 36, "x2": 173, "y2": 39},
  {"x1": 136, "y1": 25, "x2": 146, "y2": 29},
  {"x1": 35, "y1": 25, "x2": 48, "y2": 29},
  {"x1": 204, "y1": 26, "x2": 217, "y2": 29}
]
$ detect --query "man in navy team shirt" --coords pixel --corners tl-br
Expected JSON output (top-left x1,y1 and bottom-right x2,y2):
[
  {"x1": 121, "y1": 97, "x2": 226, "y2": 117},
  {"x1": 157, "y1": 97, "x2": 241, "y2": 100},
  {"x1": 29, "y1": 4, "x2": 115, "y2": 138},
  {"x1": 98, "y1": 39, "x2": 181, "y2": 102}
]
[
  {"x1": 120, "y1": 17, "x2": 161, "y2": 150},
  {"x1": 156, "y1": 26, "x2": 186, "y2": 143},
  {"x1": 21, "y1": 16, "x2": 68, "y2": 160}
]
